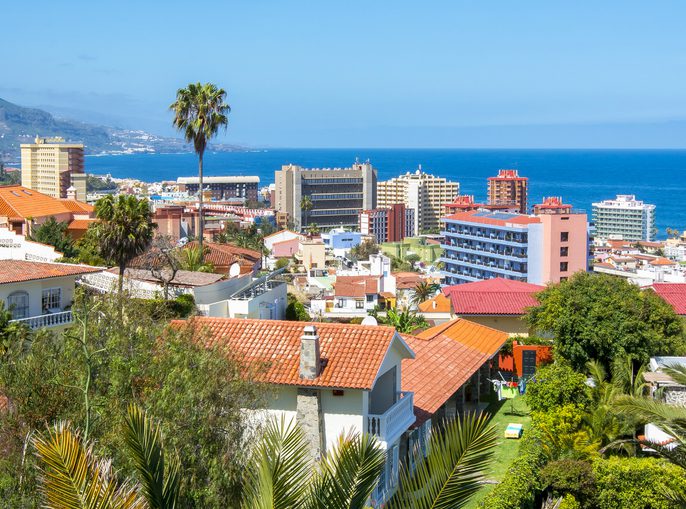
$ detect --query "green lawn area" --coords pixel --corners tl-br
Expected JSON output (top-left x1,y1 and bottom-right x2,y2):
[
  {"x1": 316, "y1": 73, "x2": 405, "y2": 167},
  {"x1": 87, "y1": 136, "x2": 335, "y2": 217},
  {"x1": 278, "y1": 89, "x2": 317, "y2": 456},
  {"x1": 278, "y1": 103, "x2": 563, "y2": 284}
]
[{"x1": 465, "y1": 396, "x2": 531, "y2": 509}]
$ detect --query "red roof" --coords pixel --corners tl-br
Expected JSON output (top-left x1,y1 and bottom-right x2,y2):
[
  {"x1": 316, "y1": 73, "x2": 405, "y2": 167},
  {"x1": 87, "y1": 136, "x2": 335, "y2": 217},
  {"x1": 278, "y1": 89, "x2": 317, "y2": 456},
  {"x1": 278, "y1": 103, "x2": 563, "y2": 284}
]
[
  {"x1": 185, "y1": 241, "x2": 261, "y2": 267},
  {"x1": 443, "y1": 278, "x2": 544, "y2": 315},
  {"x1": 334, "y1": 276, "x2": 379, "y2": 297},
  {"x1": 652, "y1": 283, "x2": 686, "y2": 315},
  {"x1": 171, "y1": 317, "x2": 412, "y2": 389},
  {"x1": 0, "y1": 260, "x2": 102, "y2": 284},
  {"x1": 444, "y1": 209, "x2": 540, "y2": 226},
  {"x1": 393, "y1": 272, "x2": 424, "y2": 290}
]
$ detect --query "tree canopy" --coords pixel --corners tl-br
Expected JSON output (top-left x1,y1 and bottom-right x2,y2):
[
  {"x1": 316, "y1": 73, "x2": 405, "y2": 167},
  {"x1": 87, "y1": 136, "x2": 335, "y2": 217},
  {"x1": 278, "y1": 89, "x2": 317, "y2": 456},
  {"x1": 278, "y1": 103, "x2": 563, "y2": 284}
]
[{"x1": 526, "y1": 272, "x2": 686, "y2": 371}]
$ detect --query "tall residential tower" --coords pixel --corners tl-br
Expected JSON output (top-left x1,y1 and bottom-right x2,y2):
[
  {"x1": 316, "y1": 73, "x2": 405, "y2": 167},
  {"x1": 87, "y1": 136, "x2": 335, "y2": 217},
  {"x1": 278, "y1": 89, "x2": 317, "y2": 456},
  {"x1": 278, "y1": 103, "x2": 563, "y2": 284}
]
[
  {"x1": 487, "y1": 169, "x2": 528, "y2": 214},
  {"x1": 592, "y1": 194, "x2": 657, "y2": 242},
  {"x1": 20, "y1": 137, "x2": 86, "y2": 201}
]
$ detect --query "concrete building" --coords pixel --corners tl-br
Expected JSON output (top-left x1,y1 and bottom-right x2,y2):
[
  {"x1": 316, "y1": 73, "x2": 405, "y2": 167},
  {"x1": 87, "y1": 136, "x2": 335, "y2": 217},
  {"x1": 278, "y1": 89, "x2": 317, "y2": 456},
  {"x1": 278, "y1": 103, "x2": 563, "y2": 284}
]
[
  {"x1": 440, "y1": 205, "x2": 588, "y2": 285},
  {"x1": 360, "y1": 204, "x2": 415, "y2": 244},
  {"x1": 21, "y1": 137, "x2": 86, "y2": 201},
  {"x1": 487, "y1": 169, "x2": 528, "y2": 214},
  {"x1": 321, "y1": 229, "x2": 363, "y2": 258},
  {"x1": 0, "y1": 227, "x2": 62, "y2": 262},
  {"x1": 177, "y1": 176, "x2": 259, "y2": 202},
  {"x1": 274, "y1": 162, "x2": 377, "y2": 231},
  {"x1": 592, "y1": 194, "x2": 657, "y2": 242},
  {"x1": 377, "y1": 168, "x2": 459, "y2": 235},
  {"x1": 174, "y1": 318, "x2": 416, "y2": 504}
]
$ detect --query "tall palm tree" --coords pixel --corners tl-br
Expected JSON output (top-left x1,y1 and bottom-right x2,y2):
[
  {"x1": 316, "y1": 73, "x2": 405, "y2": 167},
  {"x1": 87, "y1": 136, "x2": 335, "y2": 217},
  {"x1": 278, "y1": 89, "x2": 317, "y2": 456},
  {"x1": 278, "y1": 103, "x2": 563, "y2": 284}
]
[
  {"x1": 410, "y1": 281, "x2": 438, "y2": 307},
  {"x1": 180, "y1": 245, "x2": 215, "y2": 273},
  {"x1": 170, "y1": 83, "x2": 230, "y2": 254},
  {"x1": 300, "y1": 196, "x2": 313, "y2": 232},
  {"x1": 242, "y1": 413, "x2": 496, "y2": 509},
  {"x1": 94, "y1": 194, "x2": 156, "y2": 293}
]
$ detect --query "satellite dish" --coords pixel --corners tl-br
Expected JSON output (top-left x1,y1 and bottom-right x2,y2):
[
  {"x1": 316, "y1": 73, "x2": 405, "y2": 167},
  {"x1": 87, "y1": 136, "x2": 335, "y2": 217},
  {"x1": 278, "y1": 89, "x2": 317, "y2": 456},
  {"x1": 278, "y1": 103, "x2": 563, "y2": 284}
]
[
  {"x1": 361, "y1": 316, "x2": 378, "y2": 327},
  {"x1": 229, "y1": 263, "x2": 241, "y2": 278}
]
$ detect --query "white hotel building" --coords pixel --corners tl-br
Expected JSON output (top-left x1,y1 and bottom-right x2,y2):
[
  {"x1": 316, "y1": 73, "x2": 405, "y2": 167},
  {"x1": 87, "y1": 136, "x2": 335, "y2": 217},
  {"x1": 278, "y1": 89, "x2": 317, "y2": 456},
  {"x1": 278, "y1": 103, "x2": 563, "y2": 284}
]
[{"x1": 592, "y1": 195, "x2": 657, "y2": 242}]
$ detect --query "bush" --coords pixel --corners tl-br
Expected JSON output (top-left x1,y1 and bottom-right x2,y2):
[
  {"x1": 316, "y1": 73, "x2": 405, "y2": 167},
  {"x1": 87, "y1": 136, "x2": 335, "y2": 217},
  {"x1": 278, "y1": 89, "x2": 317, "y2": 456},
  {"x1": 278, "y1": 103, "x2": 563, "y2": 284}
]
[
  {"x1": 275, "y1": 258, "x2": 290, "y2": 270},
  {"x1": 558, "y1": 494, "x2": 582, "y2": 509},
  {"x1": 540, "y1": 459, "x2": 595, "y2": 505},
  {"x1": 285, "y1": 293, "x2": 310, "y2": 321},
  {"x1": 138, "y1": 294, "x2": 196, "y2": 320},
  {"x1": 526, "y1": 363, "x2": 590, "y2": 413},
  {"x1": 593, "y1": 457, "x2": 686, "y2": 509}
]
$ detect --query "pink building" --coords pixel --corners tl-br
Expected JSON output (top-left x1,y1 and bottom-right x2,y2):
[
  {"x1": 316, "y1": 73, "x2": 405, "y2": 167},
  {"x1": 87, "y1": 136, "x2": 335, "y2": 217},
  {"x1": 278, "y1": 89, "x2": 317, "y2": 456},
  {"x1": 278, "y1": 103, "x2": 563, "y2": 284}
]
[{"x1": 272, "y1": 237, "x2": 301, "y2": 258}]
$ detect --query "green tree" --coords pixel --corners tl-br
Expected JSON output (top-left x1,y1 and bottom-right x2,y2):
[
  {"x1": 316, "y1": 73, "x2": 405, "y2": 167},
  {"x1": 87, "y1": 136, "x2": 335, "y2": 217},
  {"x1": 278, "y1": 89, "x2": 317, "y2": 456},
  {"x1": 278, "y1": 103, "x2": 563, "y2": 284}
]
[
  {"x1": 350, "y1": 240, "x2": 380, "y2": 262},
  {"x1": 369, "y1": 306, "x2": 428, "y2": 334},
  {"x1": 526, "y1": 363, "x2": 590, "y2": 413},
  {"x1": 179, "y1": 245, "x2": 215, "y2": 273},
  {"x1": 527, "y1": 272, "x2": 686, "y2": 371},
  {"x1": 410, "y1": 281, "x2": 438, "y2": 306},
  {"x1": 286, "y1": 293, "x2": 310, "y2": 321},
  {"x1": 94, "y1": 194, "x2": 156, "y2": 292},
  {"x1": 300, "y1": 196, "x2": 313, "y2": 230},
  {"x1": 306, "y1": 222, "x2": 320, "y2": 236},
  {"x1": 27, "y1": 217, "x2": 77, "y2": 258},
  {"x1": 170, "y1": 82, "x2": 230, "y2": 255}
]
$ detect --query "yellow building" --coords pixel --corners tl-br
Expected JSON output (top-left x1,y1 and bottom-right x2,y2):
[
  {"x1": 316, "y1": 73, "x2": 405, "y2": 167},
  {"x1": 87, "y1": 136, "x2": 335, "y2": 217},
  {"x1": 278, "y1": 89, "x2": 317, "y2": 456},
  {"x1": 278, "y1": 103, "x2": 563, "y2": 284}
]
[{"x1": 21, "y1": 137, "x2": 86, "y2": 201}]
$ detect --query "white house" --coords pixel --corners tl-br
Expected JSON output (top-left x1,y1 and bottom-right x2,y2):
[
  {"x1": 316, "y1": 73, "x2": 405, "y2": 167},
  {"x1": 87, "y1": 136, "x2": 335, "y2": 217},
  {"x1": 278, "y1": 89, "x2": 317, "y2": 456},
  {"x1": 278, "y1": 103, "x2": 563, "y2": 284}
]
[
  {"x1": 172, "y1": 317, "x2": 417, "y2": 505},
  {"x1": 1, "y1": 260, "x2": 102, "y2": 330},
  {"x1": 0, "y1": 227, "x2": 62, "y2": 262}
]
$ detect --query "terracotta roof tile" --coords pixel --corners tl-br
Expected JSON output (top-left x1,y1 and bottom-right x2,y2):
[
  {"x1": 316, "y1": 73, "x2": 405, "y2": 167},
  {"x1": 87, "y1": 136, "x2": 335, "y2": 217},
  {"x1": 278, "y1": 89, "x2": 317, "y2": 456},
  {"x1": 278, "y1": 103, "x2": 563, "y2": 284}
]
[
  {"x1": 67, "y1": 218, "x2": 97, "y2": 230},
  {"x1": 443, "y1": 278, "x2": 543, "y2": 315},
  {"x1": 0, "y1": 186, "x2": 91, "y2": 219},
  {"x1": 415, "y1": 318, "x2": 509, "y2": 356},
  {"x1": 334, "y1": 276, "x2": 379, "y2": 297},
  {"x1": 107, "y1": 267, "x2": 225, "y2": 287},
  {"x1": 652, "y1": 283, "x2": 686, "y2": 315},
  {"x1": 171, "y1": 317, "x2": 406, "y2": 389},
  {"x1": 0, "y1": 260, "x2": 102, "y2": 284},
  {"x1": 418, "y1": 293, "x2": 452, "y2": 313},
  {"x1": 185, "y1": 241, "x2": 261, "y2": 268}
]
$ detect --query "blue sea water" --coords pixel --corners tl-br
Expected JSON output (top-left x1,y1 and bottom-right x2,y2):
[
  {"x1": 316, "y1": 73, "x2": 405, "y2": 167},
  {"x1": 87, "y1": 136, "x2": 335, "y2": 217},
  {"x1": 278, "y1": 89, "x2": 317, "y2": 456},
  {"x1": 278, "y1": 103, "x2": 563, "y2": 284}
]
[{"x1": 86, "y1": 149, "x2": 686, "y2": 237}]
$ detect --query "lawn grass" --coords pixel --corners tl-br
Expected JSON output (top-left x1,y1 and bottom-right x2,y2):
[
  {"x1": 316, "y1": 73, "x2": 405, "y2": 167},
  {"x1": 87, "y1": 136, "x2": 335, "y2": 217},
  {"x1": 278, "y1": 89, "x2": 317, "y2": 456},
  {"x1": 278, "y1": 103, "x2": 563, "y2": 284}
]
[{"x1": 465, "y1": 395, "x2": 531, "y2": 509}]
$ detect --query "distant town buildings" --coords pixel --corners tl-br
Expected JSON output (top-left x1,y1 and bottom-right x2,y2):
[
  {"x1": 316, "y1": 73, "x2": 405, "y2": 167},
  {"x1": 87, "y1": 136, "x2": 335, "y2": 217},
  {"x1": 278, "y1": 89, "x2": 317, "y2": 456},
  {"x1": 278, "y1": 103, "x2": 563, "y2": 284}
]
[
  {"x1": 21, "y1": 137, "x2": 87, "y2": 201},
  {"x1": 274, "y1": 161, "x2": 377, "y2": 231},
  {"x1": 176, "y1": 176, "x2": 259, "y2": 202},
  {"x1": 592, "y1": 194, "x2": 657, "y2": 242},
  {"x1": 360, "y1": 204, "x2": 415, "y2": 244},
  {"x1": 440, "y1": 197, "x2": 588, "y2": 285},
  {"x1": 487, "y1": 169, "x2": 528, "y2": 214},
  {"x1": 377, "y1": 168, "x2": 459, "y2": 235}
]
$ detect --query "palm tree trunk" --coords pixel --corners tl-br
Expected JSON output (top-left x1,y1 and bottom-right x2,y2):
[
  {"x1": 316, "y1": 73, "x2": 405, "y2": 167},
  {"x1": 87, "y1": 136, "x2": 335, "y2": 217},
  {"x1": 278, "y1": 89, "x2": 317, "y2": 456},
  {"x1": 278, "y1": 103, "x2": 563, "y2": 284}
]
[
  {"x1": 198, "y1": 150, "x2": 204, "y2": 259},
  {"x1": 118, "y1": 262, "x2": 125, "y2": 294}
]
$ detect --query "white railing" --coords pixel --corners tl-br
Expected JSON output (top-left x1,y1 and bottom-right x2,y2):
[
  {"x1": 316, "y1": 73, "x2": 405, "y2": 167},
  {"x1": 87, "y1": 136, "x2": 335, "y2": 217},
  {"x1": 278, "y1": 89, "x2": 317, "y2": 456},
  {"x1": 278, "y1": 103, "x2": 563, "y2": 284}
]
[
  {"x1": 11, "y1": 311, "x2": 73, "y2": 329},
  {"x1": 367, "y1": 391, "x2": 415, "y2": 443}
]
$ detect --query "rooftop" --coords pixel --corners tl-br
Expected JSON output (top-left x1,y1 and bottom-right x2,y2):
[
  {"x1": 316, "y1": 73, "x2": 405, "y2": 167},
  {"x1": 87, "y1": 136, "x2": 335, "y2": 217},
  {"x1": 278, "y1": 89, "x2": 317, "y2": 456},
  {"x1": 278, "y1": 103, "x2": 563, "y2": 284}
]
[
  {"x1": 185, "y1": 241, "x2": 261, "y2": 267},
  {"x1": 417, "y1": 293, "x2": 452, "y2": 314},
  {"x1": 443, "y1": 278, "x2": 544, "y2": 315},
  {"x1": 334, "y1": 276, "x2": 379, "y2": 297},
  {"x1": 0, "y1": 185, "x2": 93, "y2": 219},
  {"x1": 108, "y1": 267, "x2": 225, "y2": 287},
  {"x1": 171, "y1": 317, "x2": 411, "y2": 390},
  {"x1": 0, "y1": 260, "x2": 102, "y2": 284},
  {"x1": 652, "y1": 283, "x2": 686, "y2": 315},
  {"x1": 444, "y1": 209, "x2": 541, "y2": 227}
]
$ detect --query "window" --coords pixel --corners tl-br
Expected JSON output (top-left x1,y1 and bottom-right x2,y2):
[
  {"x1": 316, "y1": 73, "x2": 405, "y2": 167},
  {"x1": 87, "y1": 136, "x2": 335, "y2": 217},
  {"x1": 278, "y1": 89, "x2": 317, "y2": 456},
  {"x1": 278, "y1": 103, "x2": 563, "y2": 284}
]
[
  {"x1": 366, "y1": 294, "x2": 374, "y2": 302},
  {"x1": 356, "y1": 300, "x2": 364, "y2": 309},
  {"x1": 560, "y1": 277, "x2": 568, "y2": 282},
  {"x1": 7, "y1": 291, "x2": 29, "y2": 319},
  {"x1": 560, "y1": 246, "x2": 569, "y2": 257},
  {"x1": 42, "y1": 288, "x2": 61, "y2": 312},
  {"x1": 560, "y1": 232, "x2": 569, "y2": 242},
  {"x1": 560, "y1": 262, "x2": 568, "y2": 272},
  {"x1": 390, "y1": 445, "x2": 400, "y2": 487}
]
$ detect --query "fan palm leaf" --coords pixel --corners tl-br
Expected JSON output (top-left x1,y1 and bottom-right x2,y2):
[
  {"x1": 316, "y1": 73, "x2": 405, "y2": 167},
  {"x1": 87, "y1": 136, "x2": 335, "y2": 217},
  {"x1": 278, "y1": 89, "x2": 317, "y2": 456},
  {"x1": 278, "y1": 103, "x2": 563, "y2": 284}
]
[
  {"x1": 33, "y1": 421, "x2": 144, "y2": 509},
  {"x1": 388, "y1": 412, "x2": 497, "y2": 509},
  {"x1": 123, "y1": 404, "x2": 180, "y2": 509}
]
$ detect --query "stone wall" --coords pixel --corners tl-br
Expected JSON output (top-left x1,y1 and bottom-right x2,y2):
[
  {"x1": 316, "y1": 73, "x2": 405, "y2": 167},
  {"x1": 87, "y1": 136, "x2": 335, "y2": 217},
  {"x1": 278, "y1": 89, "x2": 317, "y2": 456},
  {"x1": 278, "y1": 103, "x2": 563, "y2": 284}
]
[{"x1": 296, "y1": 388, "x2": 324, "y2": 462}]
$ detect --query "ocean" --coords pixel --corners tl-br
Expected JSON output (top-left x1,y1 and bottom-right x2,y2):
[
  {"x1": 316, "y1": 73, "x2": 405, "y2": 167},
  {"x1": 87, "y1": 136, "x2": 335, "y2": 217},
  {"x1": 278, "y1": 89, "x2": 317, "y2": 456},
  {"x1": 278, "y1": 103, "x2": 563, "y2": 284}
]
[{"x1": 86, "y1": 149, "x2": 686, "y2": 237}]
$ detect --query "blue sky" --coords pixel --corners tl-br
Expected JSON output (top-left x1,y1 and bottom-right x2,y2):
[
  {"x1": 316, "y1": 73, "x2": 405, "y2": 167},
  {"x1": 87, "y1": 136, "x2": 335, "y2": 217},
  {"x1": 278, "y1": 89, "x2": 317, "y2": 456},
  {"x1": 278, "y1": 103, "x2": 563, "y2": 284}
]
[{"x1": 2, "y1": 1, "x2": 686, "y2": 148}]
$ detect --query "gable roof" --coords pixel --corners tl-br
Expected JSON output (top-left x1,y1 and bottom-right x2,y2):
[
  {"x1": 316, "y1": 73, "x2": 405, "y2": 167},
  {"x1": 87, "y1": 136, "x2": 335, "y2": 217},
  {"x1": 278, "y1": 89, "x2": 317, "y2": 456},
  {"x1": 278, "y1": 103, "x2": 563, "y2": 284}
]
[
  {"x1": 444, "y1": 278, "x2": 544, "y2": 315},
  {"x1": 418, "y1": 293, "x2": 452, "y2": 313},
  {"x1": 0, "y1": 260, "x2": 102, "y2": 284},
  {"x1": 264, "y1": 229, "x2": 303, "y2": 240},
  {"x1": 0, "y1": 185, "x2": 92, "y2": 219},
  {"x1": 334, "y1": 276, "x2": 379, "y2": 297},
  {"x1": 171, "y1": 317, "x2": 412, "y2": 390},
  {"x1": 185, "y1": 241, "x2": 261, "y2": 267},
  {"x1": 416, "y1": 318, "x2": 509, "y2": 357},
  {"x1": 394, "y1": 272, "x2": 424, "y2": 290},
  {"x1": 108, "y1": 267, "x2": 225, "y2": 287},
  {"x1": 652, "y1": 283, "x2": 686, "y2": 315}
]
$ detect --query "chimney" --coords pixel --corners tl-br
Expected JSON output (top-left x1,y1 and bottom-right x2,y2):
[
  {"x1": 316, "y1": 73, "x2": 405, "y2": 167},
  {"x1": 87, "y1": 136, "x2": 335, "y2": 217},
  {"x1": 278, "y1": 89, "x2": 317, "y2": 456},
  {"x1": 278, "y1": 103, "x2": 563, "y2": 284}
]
[
  {"x1": 300, "y1": 325, "x2": 321, "y2": 379},
  {"x1": 66, "y1": 185, "x2": 77, "y2": 200}
]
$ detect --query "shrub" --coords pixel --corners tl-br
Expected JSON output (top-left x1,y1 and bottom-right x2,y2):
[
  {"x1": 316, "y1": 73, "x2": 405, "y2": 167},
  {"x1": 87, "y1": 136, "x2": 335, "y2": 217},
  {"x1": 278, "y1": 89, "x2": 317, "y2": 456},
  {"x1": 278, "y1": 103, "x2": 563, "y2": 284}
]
[
  {"x1": 592, "y1": 457, "x2": 686, "y2": 509},
  {"x1": 540, "y1": 459, "x2": 596, "y2": 505},
  {"x1": 275, "y1": 258, "x2": 290, "y2": 270},
  {"x1": 285, "y1": 293, "x2": 310, "y2": 321},
  {"x1": 526, "y1": 363, "x2": 590, "y2": 413}
]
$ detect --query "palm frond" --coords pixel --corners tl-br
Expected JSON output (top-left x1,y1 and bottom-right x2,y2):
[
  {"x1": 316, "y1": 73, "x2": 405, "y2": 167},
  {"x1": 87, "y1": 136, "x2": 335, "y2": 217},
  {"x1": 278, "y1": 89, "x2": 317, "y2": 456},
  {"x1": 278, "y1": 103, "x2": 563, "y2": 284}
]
[
  {"x1": 241, "y1": 417, "x2": 312, "y2": 509},
  {"x1": 663, "y1": 364, "x2": 686, "y2": 387},
  {"x1": 307, "y1": 432, "x2": 385, "y2": 509},
  {"x1": 123, "y1": 404, "x2": 180, "y2": 509},
  {"x1": 389, "y1": 413, "x2": 497, "y2": 509},
  {"x1": 33, "y1": 421, "x2": 144, "y2": 509},
  {"x1": 614, "y1": 396, "x2": 686, "y2": 443}
]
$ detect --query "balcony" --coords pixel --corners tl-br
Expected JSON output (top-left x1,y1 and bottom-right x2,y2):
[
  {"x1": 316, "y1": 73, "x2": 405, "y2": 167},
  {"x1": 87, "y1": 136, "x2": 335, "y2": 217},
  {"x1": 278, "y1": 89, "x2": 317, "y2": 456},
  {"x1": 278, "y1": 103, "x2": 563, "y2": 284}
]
[
  {"x1": 367, "y1": 391, "x2": 416, "y2": 445},
  {"x1": 11, "y1": 310, "x2": 73, "y2": 329}
]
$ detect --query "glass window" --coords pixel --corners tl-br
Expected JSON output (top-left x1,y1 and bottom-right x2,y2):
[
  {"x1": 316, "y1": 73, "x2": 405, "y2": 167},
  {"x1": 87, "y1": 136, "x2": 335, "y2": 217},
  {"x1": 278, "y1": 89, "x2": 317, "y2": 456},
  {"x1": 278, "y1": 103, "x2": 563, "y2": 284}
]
[
  {"x1": 42, "y1": 288, "x2": 61, "y2": 312},
  {"x1": 7, "y1": 291, "x2": 29, "y2": 319},
  {"x1": 560, "y1": 246, "x2": 569, "y2": 257},
  {"x1": 356, "y1": 300, "x2": 364, "y2": 309},
  {"x1": 560, "y1": 262, "x2": 569, "y2": 272},
  {"x1": 560, "y1": 232, "x2": 569, "y2": 242}
]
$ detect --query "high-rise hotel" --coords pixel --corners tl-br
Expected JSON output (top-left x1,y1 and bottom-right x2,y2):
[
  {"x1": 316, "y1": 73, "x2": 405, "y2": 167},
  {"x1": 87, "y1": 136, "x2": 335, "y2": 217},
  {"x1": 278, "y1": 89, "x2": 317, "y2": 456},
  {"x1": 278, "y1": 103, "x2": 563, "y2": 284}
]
[
  {"x1": 21, "y1": 137, "x2": 87, "y2": 201},
  {"x1": 274, "y1": 161, "x2": 377, "y2": 231},
  {"x1": 377, "y1": 168, "x2": 459, "y2": 236},
  {"x1": 592, "y1": 194, "x2": 656, "y2": 242}
]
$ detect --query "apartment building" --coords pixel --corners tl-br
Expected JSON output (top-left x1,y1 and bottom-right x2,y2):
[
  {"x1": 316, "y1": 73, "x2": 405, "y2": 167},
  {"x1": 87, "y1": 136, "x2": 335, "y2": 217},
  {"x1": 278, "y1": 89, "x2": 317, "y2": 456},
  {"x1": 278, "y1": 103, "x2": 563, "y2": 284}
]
[
  {"x1": 360, "y1": 204, "x2": 415, "y2": 244},
  {"x1": 592, "y1": 194, "x2": 657, "y2": 242},
  {"x1": 177, "y1": 176, "x2": 259, "y2": 202},
  {"x1": 274, "y1": 162, "x2": 377, "y2": 231},
  {"x1": 21, "y1": 137, "x2": 86, "y2": 201},
  {"x1": 377, "y1": 168, "x2": 459, "y2": 235},
  {"x1": 487, "y1": 169, "x2": 528, "y2": 214},
  {"x1": 440, "y1": 200, "x2": 588, "y2": 285}
]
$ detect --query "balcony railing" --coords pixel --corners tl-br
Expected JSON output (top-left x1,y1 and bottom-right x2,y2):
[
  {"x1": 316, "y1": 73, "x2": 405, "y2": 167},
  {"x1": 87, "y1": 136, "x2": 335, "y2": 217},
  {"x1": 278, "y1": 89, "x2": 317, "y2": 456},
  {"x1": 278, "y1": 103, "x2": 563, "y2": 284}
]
[
  {"x1": 367, "y1": 391, "x2": 416, "y2": 444},
  {"x1": 11, "y1": 310, "x2": 73, "y2": 329}
]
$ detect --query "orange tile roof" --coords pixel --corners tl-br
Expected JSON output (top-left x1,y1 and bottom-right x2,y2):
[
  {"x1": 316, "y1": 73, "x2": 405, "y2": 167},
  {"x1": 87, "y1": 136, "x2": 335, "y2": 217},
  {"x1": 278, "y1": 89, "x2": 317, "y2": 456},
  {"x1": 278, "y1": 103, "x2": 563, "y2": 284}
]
[
  {"x1": 60, "y1": 199, "x2": 94, "y2": 213},
  {"x1": 186, "y1": 241, "x2": 261, "y2": 268},
  {"x1": 0, "y1": 260, "x2": 102, "y2": 284},
  {"x1": 416, "y1": 318, "x2": 509, "y2": 357},
  {"x1": 171, "y1": 317, "x2": 410, "y2": 389},
  {"x1": 67, "y1": 218, "x2": 97, "y2": 230},
  {"x1": 0, "y1": 186, "x2": 90, "y2": 219},
  {"x1": 393, "y1": 272, "x2": 424, "y2": 290},
  {"x1": 334, "y1": 276, "x2": 379, "y2": 297},
  {"x1": 418, "y1": 293, "x2": 452, "y2": 313},
  {"x1": 401, "y1": 320, "x2": 506, "y2": 424},
  {"x1": 649, "y1": 257, "x2": 676, "y2": 266}
]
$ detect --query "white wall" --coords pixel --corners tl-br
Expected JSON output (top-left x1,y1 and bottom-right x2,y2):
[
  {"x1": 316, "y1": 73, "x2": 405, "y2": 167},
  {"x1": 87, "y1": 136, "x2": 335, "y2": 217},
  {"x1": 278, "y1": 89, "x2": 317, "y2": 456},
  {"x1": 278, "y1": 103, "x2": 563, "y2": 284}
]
[
  {"x1": 0, "y1": 276, "x2": 76, "y2": 318},
  {"x1": 264, "y1": 231, "x2": 304, "y2": 252},
  {"x1": 0, "y1": 228, "x2": 61, "y2": 261}
]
